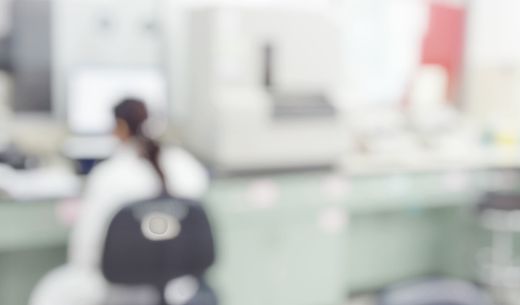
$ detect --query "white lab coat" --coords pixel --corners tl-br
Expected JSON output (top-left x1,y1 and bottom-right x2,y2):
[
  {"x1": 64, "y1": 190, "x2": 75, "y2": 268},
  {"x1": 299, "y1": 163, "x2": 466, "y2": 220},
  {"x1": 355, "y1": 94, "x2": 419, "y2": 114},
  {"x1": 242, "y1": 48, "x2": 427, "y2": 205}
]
[{"x1": 30, "y1": 143, "x2": 209, "y2": 305}]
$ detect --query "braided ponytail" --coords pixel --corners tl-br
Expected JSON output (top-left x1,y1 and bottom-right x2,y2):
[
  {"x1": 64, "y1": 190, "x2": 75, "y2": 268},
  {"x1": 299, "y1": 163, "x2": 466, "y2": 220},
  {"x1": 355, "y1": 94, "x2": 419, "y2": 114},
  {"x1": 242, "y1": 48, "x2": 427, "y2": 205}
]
[{"x1": 114, "y1": 98, "x2": 168, "y2": 193}]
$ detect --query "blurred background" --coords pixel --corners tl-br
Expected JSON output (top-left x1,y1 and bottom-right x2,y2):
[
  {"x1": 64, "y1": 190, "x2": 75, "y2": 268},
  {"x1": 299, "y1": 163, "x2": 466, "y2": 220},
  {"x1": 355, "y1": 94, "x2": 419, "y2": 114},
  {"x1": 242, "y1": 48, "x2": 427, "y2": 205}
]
[{"x1": 2, "y1": 0, "x2": 520, "y2": 304}]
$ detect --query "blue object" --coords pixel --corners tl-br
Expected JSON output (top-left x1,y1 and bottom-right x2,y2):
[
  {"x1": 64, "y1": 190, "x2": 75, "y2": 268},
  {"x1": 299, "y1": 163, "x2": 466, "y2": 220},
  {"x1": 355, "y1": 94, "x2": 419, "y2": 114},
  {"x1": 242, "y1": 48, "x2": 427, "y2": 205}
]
[{"x1": 76, "y1": 159, "x2": 100, "y2": 175}]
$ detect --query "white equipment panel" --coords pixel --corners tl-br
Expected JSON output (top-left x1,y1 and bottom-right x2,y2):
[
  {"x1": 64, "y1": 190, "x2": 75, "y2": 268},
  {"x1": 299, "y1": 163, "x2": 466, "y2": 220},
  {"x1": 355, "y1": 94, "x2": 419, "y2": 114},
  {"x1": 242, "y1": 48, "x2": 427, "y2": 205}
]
[
  {"x1": 183, "y1": 7, "x2": 348, "y2": 172},
  {"x1": 67, "y1": 67, "x2": 167, "y2": 135}
]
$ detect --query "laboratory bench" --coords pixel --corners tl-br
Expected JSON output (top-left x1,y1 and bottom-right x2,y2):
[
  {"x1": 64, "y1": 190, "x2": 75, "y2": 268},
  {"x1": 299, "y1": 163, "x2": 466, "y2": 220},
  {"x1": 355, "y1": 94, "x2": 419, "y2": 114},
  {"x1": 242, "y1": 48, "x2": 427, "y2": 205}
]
[{"x1": 0, "y1": 168, "x2": 517, "y2": 305}]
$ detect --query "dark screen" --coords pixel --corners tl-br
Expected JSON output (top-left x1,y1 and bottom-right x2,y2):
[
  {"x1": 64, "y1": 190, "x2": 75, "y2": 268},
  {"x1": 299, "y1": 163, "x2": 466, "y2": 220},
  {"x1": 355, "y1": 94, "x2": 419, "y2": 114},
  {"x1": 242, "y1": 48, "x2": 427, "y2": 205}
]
[{"x1": 11, "y1": 0, "x2": 52, "y2": 113}]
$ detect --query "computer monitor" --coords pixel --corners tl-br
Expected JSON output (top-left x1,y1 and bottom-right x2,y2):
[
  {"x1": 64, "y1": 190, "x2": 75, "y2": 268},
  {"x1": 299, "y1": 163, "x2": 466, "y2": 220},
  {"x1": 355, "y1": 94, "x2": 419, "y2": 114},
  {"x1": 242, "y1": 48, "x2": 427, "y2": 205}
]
[{"x1": 67, "y1": 67, "x2": 168, "y2": 135}]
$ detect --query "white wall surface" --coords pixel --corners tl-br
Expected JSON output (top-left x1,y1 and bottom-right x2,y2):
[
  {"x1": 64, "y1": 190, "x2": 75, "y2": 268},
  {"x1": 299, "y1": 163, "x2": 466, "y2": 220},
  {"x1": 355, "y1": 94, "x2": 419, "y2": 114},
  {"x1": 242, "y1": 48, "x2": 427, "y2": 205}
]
[
  {"x1": 465, "y1": 0, "x2": 520, "y2": 125},
  {"x1": 338, "y1": 0, "x2": 429, "y2": 106}
]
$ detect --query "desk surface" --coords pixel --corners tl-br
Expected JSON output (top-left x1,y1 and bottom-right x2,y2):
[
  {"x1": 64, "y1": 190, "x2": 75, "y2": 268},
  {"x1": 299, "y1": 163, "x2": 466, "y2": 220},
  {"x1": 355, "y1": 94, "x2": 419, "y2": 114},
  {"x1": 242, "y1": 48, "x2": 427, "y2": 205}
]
[
  {"x1": 0, "y1": 168, "x2": 514, "y2": 305},
  {"x1": 341, "y1": 147, "x2": 520, "y2": 177},
  {"x1": 0, "y1": 202, "x2": 68, "y2": 252},
  {"x1": 0, "y1": 168, "x2": 507, "y2": 250}
]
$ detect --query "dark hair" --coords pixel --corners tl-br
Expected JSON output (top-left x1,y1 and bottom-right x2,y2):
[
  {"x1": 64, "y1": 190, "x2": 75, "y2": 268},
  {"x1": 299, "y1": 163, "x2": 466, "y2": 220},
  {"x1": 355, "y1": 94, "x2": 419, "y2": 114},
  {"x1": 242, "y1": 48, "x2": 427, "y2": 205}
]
[{"x1": 114, "y1": 98, "x2": 167, "y2": 193}]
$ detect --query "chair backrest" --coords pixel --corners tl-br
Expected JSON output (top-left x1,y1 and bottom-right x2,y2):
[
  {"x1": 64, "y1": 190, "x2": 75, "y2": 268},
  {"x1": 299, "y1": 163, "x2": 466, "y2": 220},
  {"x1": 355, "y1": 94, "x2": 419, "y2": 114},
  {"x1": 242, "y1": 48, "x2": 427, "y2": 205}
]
[
  {"x1": 101, "y1": 196, "x2": 215, "y2": 287},
  {"x1": 478, "y1": 192, "x2": 520, "y2": 212}
]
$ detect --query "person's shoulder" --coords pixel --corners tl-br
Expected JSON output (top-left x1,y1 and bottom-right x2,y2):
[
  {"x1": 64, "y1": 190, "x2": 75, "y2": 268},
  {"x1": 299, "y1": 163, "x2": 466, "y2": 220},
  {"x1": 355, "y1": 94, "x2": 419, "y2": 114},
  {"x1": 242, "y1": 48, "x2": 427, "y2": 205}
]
[
  {"x1": 159, "y1": 145, "x2": 210, "y2": 199},
  {"x1": 88, "y1": 147, "x2": 148, "y2": 184},
  {"x1": 84, "y1": 146, "x2": 159, "y2": 201},
  {"x1": 161, "y1": 146, "x2": 196, "y2": 160},
  {"x1": 92, "y1": 153, "x2": 137, "y2": 175},
  {"x1": 160, "y1": 146, "x2": 206, "y2": 168}
]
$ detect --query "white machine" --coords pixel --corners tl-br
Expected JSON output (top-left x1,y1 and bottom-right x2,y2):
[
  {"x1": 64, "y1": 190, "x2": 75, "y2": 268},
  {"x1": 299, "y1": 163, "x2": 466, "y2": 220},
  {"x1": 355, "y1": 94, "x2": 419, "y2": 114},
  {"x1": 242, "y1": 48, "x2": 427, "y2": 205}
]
[
  {"x1": 67, "y1": 67, "x2": 167, "y2": 135},
  {"x1": 183, "y1": 7, "x2": 347, "y2": 172},
  {"x1": 63, "y1": 67, "x2": 168, "y2": 160},
  {"x1": 52, "y1": 0, "x2": 166, "y2": 161}
]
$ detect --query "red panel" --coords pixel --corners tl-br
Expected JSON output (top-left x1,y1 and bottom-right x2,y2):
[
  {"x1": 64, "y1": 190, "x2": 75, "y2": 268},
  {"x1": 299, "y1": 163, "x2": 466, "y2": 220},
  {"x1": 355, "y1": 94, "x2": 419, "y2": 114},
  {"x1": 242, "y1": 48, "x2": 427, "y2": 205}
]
[{"x1": 421, "y1": 3, "x2": 466, "y2": 102}]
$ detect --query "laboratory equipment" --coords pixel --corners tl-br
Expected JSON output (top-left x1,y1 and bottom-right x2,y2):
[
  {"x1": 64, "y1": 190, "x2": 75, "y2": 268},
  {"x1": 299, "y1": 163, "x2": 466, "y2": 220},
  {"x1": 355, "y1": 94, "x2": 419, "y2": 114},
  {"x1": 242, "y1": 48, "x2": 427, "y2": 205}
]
[
  {"x1": 419, "y1": 2, "x2": 466, "y2": 103},
  {"x1": 0, "y1": 142, "x2": 36, "y2": 170},
  {"x1": 62, "y1": 67, "x2": 167, "y2": 163},
  {"x1": 53, "y1": 0, "x2": 163, "y2": 117},
  {"x1": 182, "y1": 7, "x2": 347, "y2": 172},
  {"x1": 0, "y1": 164, "x2": 81, "y2": 201},
  {"x1": 340, "y1": 105, "x2": 430, "y2": 175},
  {"x1": 0, "y1": 0, "x2": 52, "y2": 113},
  {"x1": 67, "y1": 67, "x2": 167, "y2": 135},
  {"x1": 50, "y1": 0, "x2": 166, "y2": 162}
]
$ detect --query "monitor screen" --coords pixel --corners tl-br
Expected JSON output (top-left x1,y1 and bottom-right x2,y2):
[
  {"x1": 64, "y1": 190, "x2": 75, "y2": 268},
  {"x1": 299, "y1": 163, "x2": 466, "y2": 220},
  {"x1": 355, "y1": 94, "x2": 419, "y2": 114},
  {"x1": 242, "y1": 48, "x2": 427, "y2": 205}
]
[{"x1": 67, "y1": 67, "x2": 168, "y2": 135}]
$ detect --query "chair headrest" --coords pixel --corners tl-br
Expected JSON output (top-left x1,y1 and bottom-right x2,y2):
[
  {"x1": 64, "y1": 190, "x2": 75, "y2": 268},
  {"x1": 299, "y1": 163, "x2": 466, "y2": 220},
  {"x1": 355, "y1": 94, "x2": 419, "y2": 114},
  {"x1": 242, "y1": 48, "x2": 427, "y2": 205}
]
[{"x1": 101, "y1": 196, "x2": 215, "y2": 286}]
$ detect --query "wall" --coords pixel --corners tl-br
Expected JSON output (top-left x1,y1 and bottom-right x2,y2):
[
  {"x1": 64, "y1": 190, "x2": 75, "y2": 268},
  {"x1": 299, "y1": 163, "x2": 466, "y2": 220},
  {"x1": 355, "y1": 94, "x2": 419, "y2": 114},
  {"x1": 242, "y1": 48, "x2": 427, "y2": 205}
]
[{"x1": 464, "y1": 0, "x2": 520, "y2": 127}]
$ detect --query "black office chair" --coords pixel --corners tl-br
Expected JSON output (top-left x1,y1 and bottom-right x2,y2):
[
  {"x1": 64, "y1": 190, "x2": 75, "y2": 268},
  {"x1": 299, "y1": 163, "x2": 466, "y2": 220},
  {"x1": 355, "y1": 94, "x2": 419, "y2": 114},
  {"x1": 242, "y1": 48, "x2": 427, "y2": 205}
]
[{"x1": 101, "y1": 196, "x2": 217, "y2": 305}]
